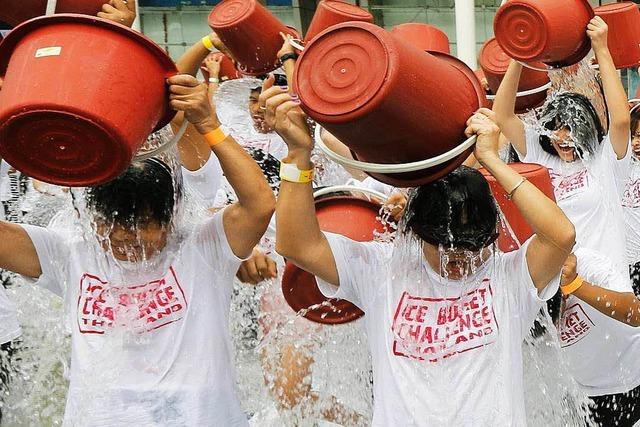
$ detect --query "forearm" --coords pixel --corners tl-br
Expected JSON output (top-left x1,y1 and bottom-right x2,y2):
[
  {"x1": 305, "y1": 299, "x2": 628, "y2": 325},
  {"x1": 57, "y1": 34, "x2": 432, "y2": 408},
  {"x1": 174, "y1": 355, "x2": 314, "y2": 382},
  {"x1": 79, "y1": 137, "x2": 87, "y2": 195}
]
[
  {"x1": 493, "y1": 61, "x2": 522, "y2": 123},
  {"x1": 595, "y1": 46, "x2": 630, "y2": 156},
  {"x1": 573, "y1": 282, "x2": 640, "y2": 326},
  {"x1": 173, "y1": 120, "x2": 211, "y2": 171},
  {"x1": 275, "y1": 149, "x2": 325, "y2": 258},
  {"x1": 176, "y1": 38, "x2": 210, "y2": 76},
  {"x1": 282, "y1": 58, "x2": 296, "y2": 87},
  {"x1": 481, "y1": 156, "x2": 575, "y2": 250},
  {"x1": 207, "y1": 81, "x2": 219, "y2": 100}
]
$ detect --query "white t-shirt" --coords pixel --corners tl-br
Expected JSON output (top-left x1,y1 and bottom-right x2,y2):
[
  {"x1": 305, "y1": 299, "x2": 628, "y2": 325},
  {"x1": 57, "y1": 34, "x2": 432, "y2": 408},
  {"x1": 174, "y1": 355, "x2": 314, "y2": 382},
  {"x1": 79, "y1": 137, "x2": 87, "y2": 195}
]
[
  {"x1": 557, "y1": 247, "x2": 640, "y2": 396},
  {"x1": 622, "y1": 158, "x2": 640, "y2": 264},
  {"x1": 0, "y1": 285, "x2": 21, "y2": 344},
  {"x1": 517, "y1": 127, "x2": 630, "y2": 277},
  {"x1": 182, "y1": 153, "x2": 223, "y2": 208},
  {"x1": 22, "y1": 211, "x2": 249, "y2": 427},
  {"x1": 316, "y1": 234, "x2": 558, "y2": 426}
]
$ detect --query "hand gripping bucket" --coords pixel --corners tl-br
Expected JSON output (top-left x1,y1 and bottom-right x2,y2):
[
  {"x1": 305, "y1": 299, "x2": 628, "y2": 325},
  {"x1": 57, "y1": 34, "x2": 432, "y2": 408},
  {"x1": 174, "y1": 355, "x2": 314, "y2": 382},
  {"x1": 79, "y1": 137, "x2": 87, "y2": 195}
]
[
  {"x1": 304, "y1": 0, "x2": 373, "y2": 43},
  {"x1": 594, "y1": 2, "x2": 640, "y2": 70},
  {"x1": 282, "y1": 186, "x2": 388, "y2": 325},
  {"x1": 494, "y1": 0, "x2": 594, "y2": 68},
  {"x1": 390, "y1": 23, "x2": 450, "y2": 55},
  {"x1": 208, "y1": 0, "x2": 298, "y2": 76},
  {"x1": 293, "y1": 22, "x2": 487, "y2": 188},
  {"x1": 0, "y1": 0, "x2": 107, "y2": 28},
  {"x1": 479, "y1": 163, "x2": 555, "y2": 253},
  {"x1": 201, "y1": 52, "x2": 241, "y2": 83},
  {"x1": 479, "y1": 37, "x2": 550, "y2": 113},
  {"x1": 0, "y1": 15, "x2": 177, "y2": 187}
]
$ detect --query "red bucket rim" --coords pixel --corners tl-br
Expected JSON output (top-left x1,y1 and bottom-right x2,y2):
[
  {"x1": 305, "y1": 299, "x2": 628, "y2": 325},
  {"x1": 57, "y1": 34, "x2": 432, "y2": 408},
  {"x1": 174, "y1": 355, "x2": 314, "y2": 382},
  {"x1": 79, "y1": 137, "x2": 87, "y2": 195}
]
[{"x1": 0, "y1": 14, "x2": 178, "y2": 132}]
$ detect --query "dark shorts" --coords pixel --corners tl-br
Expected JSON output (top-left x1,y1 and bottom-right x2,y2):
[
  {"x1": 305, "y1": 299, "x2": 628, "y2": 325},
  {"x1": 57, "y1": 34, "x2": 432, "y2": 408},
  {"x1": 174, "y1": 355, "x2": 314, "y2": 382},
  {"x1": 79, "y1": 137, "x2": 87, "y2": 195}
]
[{"x1": 589, "y1": 383, "x2": 640, "y2": 427}]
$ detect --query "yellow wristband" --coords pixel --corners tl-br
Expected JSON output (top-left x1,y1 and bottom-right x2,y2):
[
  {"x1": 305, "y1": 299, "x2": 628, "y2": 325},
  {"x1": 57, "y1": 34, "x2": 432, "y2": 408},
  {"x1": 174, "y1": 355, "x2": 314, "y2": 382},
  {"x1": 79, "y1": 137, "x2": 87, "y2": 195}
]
[
  {"x1": 204, "y1": 127, "x2": 227, "y2": 147},
  {"x1": 561, "y1": 276, "x2": 584, "y2": 296},
  {"x1": 202, "y1": 36, "x2": 214, "y2": 51},
  {"x1": 280, "y1": 162, "x2": 314, "y2": 183}
]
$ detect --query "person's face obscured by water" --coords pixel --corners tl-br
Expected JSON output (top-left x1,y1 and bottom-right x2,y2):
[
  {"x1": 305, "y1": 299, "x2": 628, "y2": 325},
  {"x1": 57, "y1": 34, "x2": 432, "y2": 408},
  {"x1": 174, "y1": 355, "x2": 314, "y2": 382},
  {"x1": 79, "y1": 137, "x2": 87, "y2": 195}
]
[
  {"x1": 96, "y1": 220, "x2": 169, "y2": 263},
  {"x1": 632, "y1": 122, "x2": 640, "y2": 160},
  {"x1": 249, "y1": 88, "x2": 272, "y2": 133},
  {"x1": 422, "y1": 243, "x2": 491, "y2": 281},
  {"x1": 550, "y1": 127, "x2": 577, "y2": 162}
]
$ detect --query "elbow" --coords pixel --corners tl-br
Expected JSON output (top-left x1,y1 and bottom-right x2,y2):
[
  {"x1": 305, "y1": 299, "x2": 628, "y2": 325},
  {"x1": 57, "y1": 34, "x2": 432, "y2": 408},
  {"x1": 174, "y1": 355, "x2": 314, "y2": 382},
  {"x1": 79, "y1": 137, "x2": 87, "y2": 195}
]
[{"x1": 559, "y1": 223, "x2": 577, "y2": 253}]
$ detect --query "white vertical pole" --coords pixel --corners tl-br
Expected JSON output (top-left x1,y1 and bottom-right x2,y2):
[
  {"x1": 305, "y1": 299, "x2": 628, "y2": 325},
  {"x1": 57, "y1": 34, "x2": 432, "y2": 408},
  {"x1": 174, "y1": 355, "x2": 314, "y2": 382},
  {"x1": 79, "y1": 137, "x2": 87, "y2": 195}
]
[
  {"x1": 454, "y1": 0, "x2": 477, "y2": 69},
  {"x1": 132, "y1": 0, "x2": 142, "y2": 32},
  {"x1": 45, "y1": 0, "x2": 58, "y2": 16}
]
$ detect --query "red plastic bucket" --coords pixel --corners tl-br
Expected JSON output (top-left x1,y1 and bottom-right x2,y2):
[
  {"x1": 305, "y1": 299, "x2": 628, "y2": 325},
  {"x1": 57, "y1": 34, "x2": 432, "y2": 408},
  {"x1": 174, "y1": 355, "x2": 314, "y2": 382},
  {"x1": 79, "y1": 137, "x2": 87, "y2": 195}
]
[
  {"x1": 305, "y1": 0, "x2": 373, "y2": 43},
  {"x1": 390, "y1": 23, "x2": 450, "y2": 55},
  {"x1": 494, "y1": 0, "x2": 594, "y2": 67},
  {"x1": 480, "y1": 163, "x2": 555, "y2": 252},
  {"x1": 479, "y1": 37, "x2": 549, "y2": 113},
  {"x1": 293, "y1": 22, "x2": 487, "y2": 188},
  {"x1": 0, "y1": 0, "x2": 107, "y2": 28},
  {"x1": 208, "y1": 0, "x2": 298, "y2": 76},
  {"x1": 0, "y1": 15, "x2": 177, "y2": 187},
  {"x1": 282, "y1": 193, "x2": 386, "y2": 325},
  {"x1": 595, "y1": 2, "x2": 640, "y2": 70},
  {"x1": 200, "y1": 52, "x2": 241, "y2": 83}
]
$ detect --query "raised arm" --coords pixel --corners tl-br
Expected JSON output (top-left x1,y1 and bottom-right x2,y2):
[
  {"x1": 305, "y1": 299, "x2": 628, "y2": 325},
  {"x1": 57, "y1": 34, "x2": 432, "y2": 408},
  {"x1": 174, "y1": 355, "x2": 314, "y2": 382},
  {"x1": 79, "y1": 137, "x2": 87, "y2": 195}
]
[
  {"x1": 97, "y1": 0, "x2": 136, "y2": 28},
  {"x1": 467, "y1": 112, "x2": 576, "y2": 292},
  {"x1": 561, "y1": 254, "x2": 640, "y2": 327},
  {"x1": 493, "y1": 61, "x2": 527, "y2": 156},
  {"x1": 588, "y1": 16, "x2": 630, "y2": 159},
  {"x1": 168, "y1": 74, "x2": 275, "y2": 259},
  {"x1": 175, "y1": 33, "x2": 227, "y2": 76},
  {"x1": 259, "y1": 79, "x2": 340, "y2": 286}
]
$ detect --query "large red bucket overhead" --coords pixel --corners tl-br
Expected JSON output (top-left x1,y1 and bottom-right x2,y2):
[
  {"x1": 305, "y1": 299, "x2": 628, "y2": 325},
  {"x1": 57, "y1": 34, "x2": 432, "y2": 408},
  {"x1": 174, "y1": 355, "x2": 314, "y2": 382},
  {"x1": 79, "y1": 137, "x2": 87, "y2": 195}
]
[
  {"x1": 282, "y1": 193, "x2": 387, "y2": 324},
  {"x1": 208, "y1": 0, "x2": 298, "y2": 76},
  {"x1": 494, "y1": 0, "x2": 594, "y2": 67},
  {"x1": 594, "y1": 2, "x2": 640, "y2": 70},
  {"x1": 0, "y1": 0, "x2": 107, "y2": 28},
  {"x1": 480, "y1": 163, "x2": 555, "y2": 252},
  {"x1": 293, "y1": 22, "x2": 487, "y2": 188},
  {"x1": 0, "y1": 14, "x2": 177, "y2": 187},
  {"x1": 479, "y1": 37, "x2": 549, "y2": 113},
  {"x1": 390, "y1": 23, "x2": 450, "y2": 55},
  {"x1": 305, "y1": 0, "x2": 373, "y2": 43}
]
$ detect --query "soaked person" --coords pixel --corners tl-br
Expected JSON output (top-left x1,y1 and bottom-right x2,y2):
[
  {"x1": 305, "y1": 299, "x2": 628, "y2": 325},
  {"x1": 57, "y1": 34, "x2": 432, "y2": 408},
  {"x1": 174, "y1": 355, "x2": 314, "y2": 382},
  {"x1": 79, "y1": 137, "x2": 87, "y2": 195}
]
[
  {"x1": 265, "y1": 82, "x2": 576, "y2": 424},
  {"x1": 556, "y1": 249, "x2": 640, "y2": 426},
  {"x1": 494, "y1": 16, "x2": 631, "y2": 278},
  {"x1": 0, "y1": 75, "x2": 275, "y2": 426},
  {"x1": 623, "y1": 106, "x2": 640, "y2": 296}
]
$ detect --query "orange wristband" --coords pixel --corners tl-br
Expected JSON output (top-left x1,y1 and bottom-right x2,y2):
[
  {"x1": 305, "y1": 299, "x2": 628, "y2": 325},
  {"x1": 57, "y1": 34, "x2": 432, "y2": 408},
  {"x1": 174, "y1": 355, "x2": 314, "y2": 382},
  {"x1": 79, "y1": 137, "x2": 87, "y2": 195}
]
[
  {"x1": 561, "y1": 276, "x2": 584, "y2": 296},
  {"x1": 204, "y1": 127, "x2": 227, "y2": 147}
]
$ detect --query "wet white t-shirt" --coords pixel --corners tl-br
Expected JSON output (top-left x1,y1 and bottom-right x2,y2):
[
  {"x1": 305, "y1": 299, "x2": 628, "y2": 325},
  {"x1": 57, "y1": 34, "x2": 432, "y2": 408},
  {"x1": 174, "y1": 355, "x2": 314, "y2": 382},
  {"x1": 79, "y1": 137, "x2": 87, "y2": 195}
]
[
  {"x1": 182, "y1": 153, "x2": 223, "y2": 207},
  {"x1": 316, "y1": 234, "x2": 558, "y2": 426},
  {"x1": 557, "y1": 248, "x2": 640, "y2": 396},
  {"x1": 622, "y1": 159, "x2": 640, "y2": 264},
  {"x1": 21, "y1": 211, "x2": 249, "y2": 427},
  {"x1": 517, "y1": 127, "x2": 630, "y2": 277}
]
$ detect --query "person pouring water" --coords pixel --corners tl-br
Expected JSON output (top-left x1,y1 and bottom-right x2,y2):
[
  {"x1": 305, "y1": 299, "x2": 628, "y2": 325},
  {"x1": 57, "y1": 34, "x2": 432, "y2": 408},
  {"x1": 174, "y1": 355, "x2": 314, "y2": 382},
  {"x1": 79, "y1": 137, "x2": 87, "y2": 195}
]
[
  {"x1": 0, "y1": 73, "x2": 275, "y2": 426},
  {"x1": 263, "y1": 81, "x2": 576, "y2": 424}
]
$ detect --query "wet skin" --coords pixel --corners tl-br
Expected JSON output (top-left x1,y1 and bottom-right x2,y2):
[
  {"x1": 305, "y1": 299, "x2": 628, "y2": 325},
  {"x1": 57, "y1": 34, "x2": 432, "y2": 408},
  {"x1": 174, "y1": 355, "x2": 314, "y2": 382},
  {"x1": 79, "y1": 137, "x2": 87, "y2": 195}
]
[
  {"x1": 96, "y1": 221, "x2": 169, "y2": 263},
  {"x1": 550, "y1": 127, "x2": 578, "y2": 163},
  {"x1": 249, "y1": 89, "x2": 273, "y2": 134},
  {"x1": 422, "y1": 243, "x2": 492, "y2": 281}
]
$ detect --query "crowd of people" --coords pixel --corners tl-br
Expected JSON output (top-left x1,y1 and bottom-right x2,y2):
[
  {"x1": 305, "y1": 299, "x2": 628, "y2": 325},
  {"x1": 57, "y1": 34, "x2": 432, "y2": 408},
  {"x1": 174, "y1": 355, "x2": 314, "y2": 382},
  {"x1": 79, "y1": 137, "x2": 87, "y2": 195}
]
[{"x1": 0, "y1": 1, "x2": 638, "y2": 426}]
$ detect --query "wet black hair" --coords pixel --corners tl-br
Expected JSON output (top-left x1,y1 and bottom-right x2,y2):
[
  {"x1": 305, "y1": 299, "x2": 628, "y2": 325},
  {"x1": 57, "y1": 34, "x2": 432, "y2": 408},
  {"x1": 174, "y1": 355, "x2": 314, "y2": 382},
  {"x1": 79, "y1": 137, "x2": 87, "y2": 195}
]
[
  {"x1": 251, "y1": 73, "x2": 288, "y2": 91},
  {"x1": 538, "y1": 92, "x2": 604, "y2": 157},
  {"x1": 631, "y1": 106, "x2": 640, "y2": 136},
  {"x1": 85, "y1": 158, "x2": 175, "y2": 228},
  {"x1": 405, "y1": 166, "x2": 499, "y2": 252}
]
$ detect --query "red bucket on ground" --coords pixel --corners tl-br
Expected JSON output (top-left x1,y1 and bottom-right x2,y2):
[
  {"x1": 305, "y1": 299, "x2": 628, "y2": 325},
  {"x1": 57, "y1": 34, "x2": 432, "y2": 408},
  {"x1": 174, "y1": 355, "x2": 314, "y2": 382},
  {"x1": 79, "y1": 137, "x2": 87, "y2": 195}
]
[
  {"x1": 208, "y1": 0, "x2": 298, "y2": 76},
  {"x1": 390, "y1": 23, "x2": 450, "y2": 55},
  {"x1": 0, "y1": 15, "x2": 177, "y2": 187},
  {"x1": 282, "y1": 194, "x2": 386, "y2": 325},
  {"x1": 305, "y1": 0, "x2": 373, "y2": 43},
  {"x1": 494, "y1": 0, "x2": 594, "y2": 67},
  {"x1": 0, "y1": 0, "x2": 107, "y2": 27},
  {"x1": 480, "y1": 163, "x2": 555, "y2": 252},
  {"x1": 200, "y1": 52, "x2": 241, "y2": 83},
  {"x1": 595, "y1": 2, "x2": 640, "y2": 70},
  {"x1": 293, "y1": 22, "x2": 487, "y2": 188},
  {"x1": 479, "y1": 37, "x2": 549, "y2": 113}
]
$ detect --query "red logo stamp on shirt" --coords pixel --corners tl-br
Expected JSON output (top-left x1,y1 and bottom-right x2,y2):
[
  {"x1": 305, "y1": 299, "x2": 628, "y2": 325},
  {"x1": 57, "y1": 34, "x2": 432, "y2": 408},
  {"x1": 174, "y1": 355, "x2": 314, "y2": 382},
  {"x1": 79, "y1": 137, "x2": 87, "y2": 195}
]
[
  {"x1": 77, "y1": 267, "x2": 187, "y2": 334},
  {"x1": 559, "y1": 303, "x2": 594, "y2": 347},
  {"x1": 622, "y1": 179, "x2": 640, "y2": 208},
  {"x1": 549, "y1": 169, "x2": 589, "y2": 201},
  {"x1": 391, "y1": 281, "x2": 498, "y2": 362}
]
